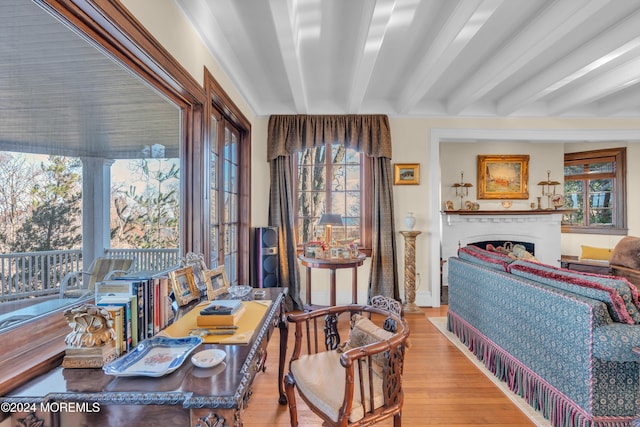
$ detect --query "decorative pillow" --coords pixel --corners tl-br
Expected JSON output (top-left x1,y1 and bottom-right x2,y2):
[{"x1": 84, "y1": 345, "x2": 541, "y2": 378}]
[
  {"x1": 337, "y1": 314, "x2": 394, "y2": 372},
  {"x1": 457, "y1": 245, "x2": 512, "y2": 271},
  {"x1": 508, "y1": 260, "x2": 638, "y2": 325},
  {"x1": 580, "y1": 245, "x2": 612, "y2": 262}
]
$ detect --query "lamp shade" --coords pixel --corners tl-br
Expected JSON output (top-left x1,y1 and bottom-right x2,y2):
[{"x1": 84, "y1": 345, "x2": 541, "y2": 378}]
[{"x1": 317, "y1": 214, "x2": 343, "y2": 226}]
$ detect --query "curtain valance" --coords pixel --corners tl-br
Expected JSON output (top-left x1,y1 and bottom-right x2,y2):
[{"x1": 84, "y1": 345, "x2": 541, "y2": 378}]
[{"x1": 267, "y1": 114, "x2": 392, "y2": 160}]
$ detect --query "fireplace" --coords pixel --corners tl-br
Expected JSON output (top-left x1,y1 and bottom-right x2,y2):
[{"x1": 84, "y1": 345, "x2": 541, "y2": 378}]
[
  {"x1": 470, "y1": 240, "x2": 535, "y2": 255},
  {"x1": 441, "y1": 211, "x2": 562, "y2": 287}
]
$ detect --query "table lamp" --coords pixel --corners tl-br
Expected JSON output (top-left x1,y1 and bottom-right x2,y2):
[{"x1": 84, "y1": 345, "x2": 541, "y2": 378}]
[{"x1": 317, "y1": 214, "x2": 343, "y2": 245}]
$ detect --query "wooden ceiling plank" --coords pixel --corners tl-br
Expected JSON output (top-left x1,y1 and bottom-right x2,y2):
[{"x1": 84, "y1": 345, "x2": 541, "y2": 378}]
[
  {"x1": 347, "y1": 0, "x2": 396, "y2": 113},
  {"x1": 497, "y1": 11, "x2": 640, "y2": 115},
  {"x1": 396, "y1": 0, "x2": 502, "y2": 114},
  {"x1": 446, "y1": 0, "x2": 613, "y2": 115},
  {"x1": 547, "y1": 56, "x2": 640, "y2": 115},
  {"x1": 598, "y1": 85, "x2": 640, "y2": 116},
  {"x1": 268, "y1": 0, "x2": 308, "y2": 114}
]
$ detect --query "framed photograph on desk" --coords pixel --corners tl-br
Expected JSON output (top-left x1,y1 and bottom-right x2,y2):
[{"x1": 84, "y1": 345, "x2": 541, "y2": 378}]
[
  {"x1": 182, "y1": 252, "x2": 208, "y2": 293},
  {"x1": 205, "y1": 265, "x2": 229, "y2": 300},
  {"x1": 170, "y1": 266, "x2": 200, "y2": 306}
]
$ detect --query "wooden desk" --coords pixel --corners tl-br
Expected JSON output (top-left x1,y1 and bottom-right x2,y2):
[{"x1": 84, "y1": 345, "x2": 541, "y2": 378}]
[
  {"x1": 3, "y1": 288, "x2": 289, "y2": 427},
  {"x1": 298, "y1": 253, "x2": 366, "y2": 307}
]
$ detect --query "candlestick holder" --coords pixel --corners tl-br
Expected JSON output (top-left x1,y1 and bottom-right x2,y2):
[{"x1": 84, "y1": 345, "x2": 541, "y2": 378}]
[{"x1": 452, "y1": 171, "x2": 473, "y2": 210}]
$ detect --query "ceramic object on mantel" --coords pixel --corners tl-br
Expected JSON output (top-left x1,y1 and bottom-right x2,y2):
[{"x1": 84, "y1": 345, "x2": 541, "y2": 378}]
[{"x1": 404, "y1": 212, "x2": 416, "y2": 230}]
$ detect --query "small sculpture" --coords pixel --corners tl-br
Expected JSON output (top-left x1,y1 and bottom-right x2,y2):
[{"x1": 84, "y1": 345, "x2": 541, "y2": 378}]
[
  {"x1": 62, "y1": 304, "x2": 117, "y2": 368},
  {"x1": 64, "y1": 304, "x2": 116, "y2": 348}
]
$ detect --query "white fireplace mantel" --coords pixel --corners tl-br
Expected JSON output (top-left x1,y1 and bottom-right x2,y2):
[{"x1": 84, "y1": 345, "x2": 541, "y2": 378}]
[{"x1": 441, "y1": 211, "x2": 563, "y2": 287}]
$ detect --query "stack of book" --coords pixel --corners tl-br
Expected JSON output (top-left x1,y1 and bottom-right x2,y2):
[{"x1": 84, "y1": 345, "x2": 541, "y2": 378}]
[
  {"x1": 95, "y1": 269, "x2": 174, "y2": 356},
  {"x1": 196, "y1": 299, "x2": 245, "y2": 327}
]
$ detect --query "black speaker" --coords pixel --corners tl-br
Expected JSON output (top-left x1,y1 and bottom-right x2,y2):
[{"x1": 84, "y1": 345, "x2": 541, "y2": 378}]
[{"x1": 251, "y1": 226, "x2": 279, "y2": 288}]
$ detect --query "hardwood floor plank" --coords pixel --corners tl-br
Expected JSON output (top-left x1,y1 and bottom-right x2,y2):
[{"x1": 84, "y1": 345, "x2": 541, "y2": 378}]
[{"x1": 242, "y1": 306, "x2": 536, "y2": 426}]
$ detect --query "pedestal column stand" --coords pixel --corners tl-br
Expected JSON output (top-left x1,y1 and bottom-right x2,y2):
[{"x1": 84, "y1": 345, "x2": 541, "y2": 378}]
[{"x1": 399, "y1": 230, "x2": 423, "y2": 315}]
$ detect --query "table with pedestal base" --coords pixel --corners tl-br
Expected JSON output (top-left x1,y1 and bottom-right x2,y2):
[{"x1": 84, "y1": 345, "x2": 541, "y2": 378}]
[{"x1": 298, "y1": 253, "x2": 366, "y2": 308}]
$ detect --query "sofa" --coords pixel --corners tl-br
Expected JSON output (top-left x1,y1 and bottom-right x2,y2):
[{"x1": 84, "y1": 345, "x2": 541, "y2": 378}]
[{"x1": 447, "y1": 245, "x2": 640, "y2": 427}]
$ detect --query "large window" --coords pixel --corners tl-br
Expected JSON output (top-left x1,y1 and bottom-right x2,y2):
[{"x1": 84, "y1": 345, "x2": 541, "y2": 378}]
[
  {"x1": 0, "y1": 0, "x2": 207, "y2": 395},
  {"x1": 562, "y1": 147, "x2": 627, "y2": 235},
  {"x1": 295, "y1": 143, "x2": 370, "y2": 249}
]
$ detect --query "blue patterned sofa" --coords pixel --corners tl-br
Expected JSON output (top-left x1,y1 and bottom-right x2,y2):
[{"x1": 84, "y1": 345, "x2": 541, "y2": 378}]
[{"x1": 447, "y1": 245, "x2": 640, "y2": 427}]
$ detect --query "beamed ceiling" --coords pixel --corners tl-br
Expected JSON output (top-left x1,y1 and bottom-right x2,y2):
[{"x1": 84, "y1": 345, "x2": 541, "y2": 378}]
[
  {"x1": 177, "y1": 0, "x2": 640, "y2": 118},
  {"x1": 3, "y1": 0, "x2": 640, "y2": 160}
]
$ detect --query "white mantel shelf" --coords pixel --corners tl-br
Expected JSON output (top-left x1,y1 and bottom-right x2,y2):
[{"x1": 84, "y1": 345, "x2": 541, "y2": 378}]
[{"x1": 442, "y1": 210, "x2": 573, "y2": 216}]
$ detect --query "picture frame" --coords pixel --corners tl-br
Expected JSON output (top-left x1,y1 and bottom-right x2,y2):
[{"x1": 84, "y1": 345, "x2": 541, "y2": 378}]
[
  {"x1": 182, "y1": 252, "x2": 208, "y2": 293},
  {"x1": 169, "y1": 266, "x2": 200, "y2": 306},
  {"x1": 477, "y1": 154, "x2": 529, "y2": 199},
  {"x1": 304, "y1": 242, "x2": 324, "y2": 259},
  {"x1": 204, "y1": 265, "x2": 230, "y2": 301},
  {"x1": 393, "y1": 163, "x2": 420, "y2": 185}
]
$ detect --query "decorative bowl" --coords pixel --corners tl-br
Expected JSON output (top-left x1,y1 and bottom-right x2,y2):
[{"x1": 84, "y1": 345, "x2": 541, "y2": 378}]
[
  {"x1": 228, "y1": 285, "x2": 252, "y2": 298},
  {"x1": 501, "y1": 201, "x2": 512, "y2": 209},
  {"x1": 191, "y1": 348, "x2": 226, "y2": 368}
]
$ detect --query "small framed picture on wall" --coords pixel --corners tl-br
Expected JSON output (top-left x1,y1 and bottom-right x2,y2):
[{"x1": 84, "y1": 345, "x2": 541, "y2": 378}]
[{"x1": 393, "y1": 163, "x2": 420, "y2": 185}]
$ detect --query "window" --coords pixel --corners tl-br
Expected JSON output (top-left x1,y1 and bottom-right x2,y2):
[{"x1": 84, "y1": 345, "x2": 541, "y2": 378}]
[
  {"x1": 110, "y1": 155, "x2": 181, "y2": 270},
  {"x1": 295, "y1": 143, "x2": 371, "y2": 250},
  {"x1": 210, "y1": 115, "x2": 243, "y2": 286},
  {"x1": 0, "y1": 0, "x2": 206, "y2": 394},
  {"x1": 206, "y1": 70, "x2": 251, "y2": 286},
  {"x1": 562, "y1": 147, "x2": 627, "y2": 235}
]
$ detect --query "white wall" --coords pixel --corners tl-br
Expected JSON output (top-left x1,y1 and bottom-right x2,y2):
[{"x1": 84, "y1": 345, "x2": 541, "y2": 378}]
[
  {"x1": 120, "y1": 3, "x2": 640, "y2": 308},
  {"x1": 440, "y1": 142, "x2": 564, "y2": 211}
]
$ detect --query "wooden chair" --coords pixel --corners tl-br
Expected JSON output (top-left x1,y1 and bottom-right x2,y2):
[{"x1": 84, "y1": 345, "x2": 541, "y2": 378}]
[
  {"x1": 59, "y1": 257, "x2": 134, "y2": 299},
  {"x1": 284, "y1": 296, "x2": 410, "y2": 426}
]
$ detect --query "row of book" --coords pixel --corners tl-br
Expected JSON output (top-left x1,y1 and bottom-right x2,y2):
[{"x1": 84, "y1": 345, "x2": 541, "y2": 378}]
[{"x1": 95, "y1": 270, "x2": 175, "y2": 356}]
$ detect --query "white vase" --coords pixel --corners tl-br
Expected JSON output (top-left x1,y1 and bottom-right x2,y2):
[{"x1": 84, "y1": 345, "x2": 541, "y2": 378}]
[{"x1": 404, "y1": 212, "x2": 416, "y2": 230}]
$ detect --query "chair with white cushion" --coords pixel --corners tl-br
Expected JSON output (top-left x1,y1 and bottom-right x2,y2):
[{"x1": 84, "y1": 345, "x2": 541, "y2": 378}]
[
  {"x1": 59, "y1": 257, "x2": 134, "y2": 299},
  {"x1": 284, "y1": 295, "x2": 409, "y2": 426}
]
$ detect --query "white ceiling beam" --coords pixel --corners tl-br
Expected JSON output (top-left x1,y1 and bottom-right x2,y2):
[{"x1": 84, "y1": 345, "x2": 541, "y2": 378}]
[
  {"x1": 598, "y1": 84, "x2": 640, "y2": 116},
  {"x1": 347, "y1": 0, "x2": 396, "y2": 113},
  {"x1": 446, "y1": 0, "x2": 613, "y2": 115},
  {"x1": 547, "y1": 56, "x2": 640, "y2": 115},
  {"x1": 268, "y1": 0, "x2": 308, "y2": 113},
  {"x1": 497, "y1": 11, "x2": 640, "y2": 115},
  {"x1": 396, "y1": 0, "x2": 503, "y2": 114}
]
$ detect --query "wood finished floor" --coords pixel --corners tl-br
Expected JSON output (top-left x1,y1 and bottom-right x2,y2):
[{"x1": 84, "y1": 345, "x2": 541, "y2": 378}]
[{"x1": 242, "y1": 305, "x2": 536, "y2": 426}]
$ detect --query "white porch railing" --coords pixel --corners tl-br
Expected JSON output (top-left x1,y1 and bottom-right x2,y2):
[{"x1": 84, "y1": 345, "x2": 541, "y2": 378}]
[
  {"x1": 0, "y1": 248, "x2": 180, "y2": 302},
  {"x1": 0, "y1": 250, "x2": 82, "y2": 301},
  {"x1": 105, "y1": 248, "x2": 181, "y2": 272}
]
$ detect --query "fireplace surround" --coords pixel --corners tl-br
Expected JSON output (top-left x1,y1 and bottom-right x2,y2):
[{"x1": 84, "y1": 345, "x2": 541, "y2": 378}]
[{"x1": 441, "y1": 210, "x2": 562, "y2": 287}]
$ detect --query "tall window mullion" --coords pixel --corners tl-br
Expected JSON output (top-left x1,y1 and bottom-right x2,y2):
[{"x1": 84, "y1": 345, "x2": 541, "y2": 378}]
[
  {"x1": 223, "y1": 124, "x2": 239, "y2": 285},
  {"x1": 209, "y1": 112, "x2": 221, "y2": 270}
]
